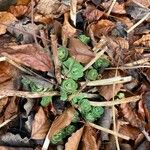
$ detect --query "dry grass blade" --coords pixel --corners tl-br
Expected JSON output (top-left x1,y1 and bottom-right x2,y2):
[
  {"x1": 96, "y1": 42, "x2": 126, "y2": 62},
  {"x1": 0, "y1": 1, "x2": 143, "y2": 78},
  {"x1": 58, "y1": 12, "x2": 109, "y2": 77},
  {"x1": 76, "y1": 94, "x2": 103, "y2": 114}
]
[
  {"x1": 0, "y1": 90, "x2": 59, "y2": 99},
  {"x1": 0, "y1": 114, "x2": 17, "y2": 129},
  {"x1": 107, "y1": 0, "x2": 117, "y2": 16},
  {"x1": 89, "y1": 122, "x2": 130, "y2": 140},
  {"x1": 83, "y1": 46, "x2": 107, "y2": 71},
  {"x1": 89, "y1": 95, "x2": 141, "y2": 106},
  {"x1": 70, "y1": 0, "x2": 77, "y2": 26},
  {"x1": 81, "y1": 76, "x2": 132, "y2": 86},
  {"x1": 127, "y1": 11, "x2": 150, "y2": 33}
]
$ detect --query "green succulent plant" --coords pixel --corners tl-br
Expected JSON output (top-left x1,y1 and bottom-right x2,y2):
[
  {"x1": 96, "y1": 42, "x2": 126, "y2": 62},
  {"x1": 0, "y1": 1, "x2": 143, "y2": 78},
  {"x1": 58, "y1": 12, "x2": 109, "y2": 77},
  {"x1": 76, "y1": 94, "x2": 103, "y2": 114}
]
[
  {"x1": 79, "y1": 99, "x2": 92, "y2": 114},
  {"x1": 85, "y1": 68, "x2": 98, "y2": 81},
  {"x1": 40, "y1": 96, "x2": 52, "y2": 107},
  {"x1": 63, "y1": 58, "x2": 84, "y2": 80},
  {"x1": 64, "y1": 125, "x2": 76, "y2": 136},
  {"x1": 78, "y1": 34, "x2": 90, "y2": 44},
  {"x1": 91, "y1": 106, "x2": 104, "y2": 118},
  {"x1": 84, "y1": 112, "x2": 96, "y2": 122},
  {"x1": 93, "y1": 58, "x2": 110, "y2": 69},
  {"x1": 58, "y1": 46, "x2": 68, "y2": 61},
  {"x1": 51, "y1": 131, "x2": 65, "y2": 144}
]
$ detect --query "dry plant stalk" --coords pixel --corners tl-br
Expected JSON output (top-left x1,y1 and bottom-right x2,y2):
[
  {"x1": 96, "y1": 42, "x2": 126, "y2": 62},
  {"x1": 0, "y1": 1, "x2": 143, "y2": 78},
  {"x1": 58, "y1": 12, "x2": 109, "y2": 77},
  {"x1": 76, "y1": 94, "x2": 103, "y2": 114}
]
[
  {"x1": 107, "y1": 0, "x2": 117, "y2": 16},
  {"x1": 70, "y1": 0, "x2": 77, "y2": 26},
  {"x1": 89, "y1": 95, "x2": 141, "y2": 106},
  {"x1": 51, "y1": 34, "x2": 61, "y2": 84},
  {"x1": 0, "y1": 90, "x2": 59, "y2": 99},
  {"x1": 89, "y1": 122, "x2": 130, "y2": 140},
  {"x1": 83, "y1": 46, "x2": 107, "y2": 71},
  {"x1": 81, "y1": 76, "x2": 132, "y2": 86}
]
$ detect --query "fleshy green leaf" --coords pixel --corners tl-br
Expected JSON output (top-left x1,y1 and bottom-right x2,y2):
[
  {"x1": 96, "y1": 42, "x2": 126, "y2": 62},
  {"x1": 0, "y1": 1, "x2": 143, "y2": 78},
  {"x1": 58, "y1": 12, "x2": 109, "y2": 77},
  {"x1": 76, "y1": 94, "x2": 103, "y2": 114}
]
[
  {"x1": 84, "y1": 113, "x2": 96, "y2": 122},
  {"x1": 79, "y1": 99, "x2": 92, "y2": 114},
  {"x1": 93, "y1": 58, "x2": 109, "y2": 69},
  {"x1": 64, "y1": 125, "x2": 76, "y2": 136},
  {"x1": 78, "y1": 34, "x2": 90, "y2": 44},
  {"x1": 40, "y1": 96, "x2": 52, "y2": 107},
  {"x1": 58, "y1": 46, "x2": 68, "y2": 61},
  {"x1": 85, "y1": 68, "x2": 98, "y2": 81},
  {"x1": 91, "y1": 106, "x2": 104, "y2": 118}
]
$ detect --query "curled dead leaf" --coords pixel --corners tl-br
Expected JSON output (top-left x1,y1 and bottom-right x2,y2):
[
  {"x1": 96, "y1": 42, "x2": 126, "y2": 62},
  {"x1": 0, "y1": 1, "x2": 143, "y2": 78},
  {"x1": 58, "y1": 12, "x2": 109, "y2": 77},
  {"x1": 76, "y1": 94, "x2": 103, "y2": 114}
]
[
  {"x1": 9, "y1": 5, "x2": 28, "y2": 18},
  {"x1": 134, "y1": 34, "x2": 150, "y2": 47},
  {"x1": 65, "y1": 126, "x2": 84, "y2": 150},
  {"x1": 0, "y1": 44, "x2": 52, "y2": 72},
  {"x1": 31, "y1": 107, "x2": 50, "y2": 139},
  {"x1": 68, "y1": 38, "x2": 94, "y2": 64},
  {"x1": 48, "y1": 107, "x2": 76, "y2": 139},
  {"x1": 81, "y1": 125, "x2": 98, "y2": 150},
  {"x1": 88, "y1": 20, "x2": 115, "y2": 38},
  {"x1": 0, "y1": 12, "x2": 17, "y2": 35}
]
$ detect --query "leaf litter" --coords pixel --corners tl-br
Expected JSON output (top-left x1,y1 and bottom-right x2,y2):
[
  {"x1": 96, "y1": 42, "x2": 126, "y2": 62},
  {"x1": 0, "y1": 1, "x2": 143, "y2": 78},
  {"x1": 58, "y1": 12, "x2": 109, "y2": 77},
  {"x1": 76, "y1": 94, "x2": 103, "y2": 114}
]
[{"x1": 0, "y1": 0, "x2": 150, "y2": 149}]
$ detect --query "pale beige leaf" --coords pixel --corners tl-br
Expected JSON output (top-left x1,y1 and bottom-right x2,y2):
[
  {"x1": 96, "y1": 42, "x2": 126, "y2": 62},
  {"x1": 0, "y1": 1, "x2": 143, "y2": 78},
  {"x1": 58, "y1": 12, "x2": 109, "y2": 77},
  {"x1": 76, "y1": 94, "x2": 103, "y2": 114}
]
[
  {"x1": 0, "y1": 12, "x2": 17, "y2": 35},
  {"x1": 48, "y1": 107, "x2": 76, "y2": 139},
  {"x1": 31, "y1": 107, "x2": 50, "y2": 139},
  {"x1": 65, "y1": 127, "x2": 84, "y2": 150}
]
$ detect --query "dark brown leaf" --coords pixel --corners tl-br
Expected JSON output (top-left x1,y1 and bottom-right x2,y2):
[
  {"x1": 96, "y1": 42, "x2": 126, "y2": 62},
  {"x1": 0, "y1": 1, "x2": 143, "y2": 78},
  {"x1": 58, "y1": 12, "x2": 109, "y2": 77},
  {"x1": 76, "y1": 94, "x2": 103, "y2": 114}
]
[{"x1": 68, "y1": 37, "x2": 94, "y2": 64}]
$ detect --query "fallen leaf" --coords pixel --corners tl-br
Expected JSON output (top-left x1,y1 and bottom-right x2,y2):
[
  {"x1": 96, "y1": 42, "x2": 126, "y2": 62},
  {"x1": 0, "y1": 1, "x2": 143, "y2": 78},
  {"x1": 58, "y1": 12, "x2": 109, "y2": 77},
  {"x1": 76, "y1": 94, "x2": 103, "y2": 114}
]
[
  {"x1": 65, "y1": 126, "x2": 84, "y2": 150},
  {"x1": 48, "y1": 107, "x2": 76, "y2": 139},
  {"x1": 83, "y1": 4, "x2": 104, "y2": 22},
  {"x1": 88, "y1": 19, "x2": 115, "y2": 38},
  {"x1": 9, "y1": 5, "x2": 28, "y2": 18},
  {"x1": 37, "y1": 0, "x2": 60, "y2": 15},
  {"x1": 98, "y1": 70, "x2": 123, "y2": 101},
  {"x1": 134, "y1": 34, "x2": 150, "y2": 47},
  {"x1": 0, "y1": 12, "x2": 17, "y2": 35},
  {"x1": 0, "y1": 44, "x2": 52, "y2": 72},
  {"x1": 17, "y1": 0, "x2": 31, "y2": 5},
  {"x1": 81, "y1": 125, "x2": 98, "y2": 150},
  {"x1": 62, "y1": 13, "x2": 76, "y2": 46},
  {"x1": 0, "y1": 146, "x2": 33, "y2": 150},
  {"x1": 127, "y1": 0, "x2": 150, "y2": 8},
  {"x1": 0, "y1": 97, "x2": 9, "y2": 114},
  {"x1": 102, "y1": 1, "x2": 126, "y2": 14},
  {"x1": 68, "y1": 38, "x2": 94, "y2": 64},
  {"x1": 116, "y1": 17, "x2": 133, "y2": 28},
  {"x1": 0, "y1": 0, "x2": 16, "y2": 11},
  {"x1": 119, "y1": 125, "x2": 140, "y2": 140},
  {"x1": 31, "y1": 107, "x2": 50, "y2": 139}
]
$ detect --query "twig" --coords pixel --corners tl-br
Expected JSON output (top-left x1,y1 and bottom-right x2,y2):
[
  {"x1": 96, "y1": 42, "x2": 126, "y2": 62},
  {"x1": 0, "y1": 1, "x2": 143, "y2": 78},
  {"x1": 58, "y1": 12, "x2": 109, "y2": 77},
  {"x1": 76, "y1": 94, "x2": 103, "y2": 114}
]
[
  {"x1": 89, "y1": 95, "x2": 141, "y2": 106},
  {"x1": 80, "y1": 76, "x2": 132, "y2": 86},
  {"x1": 70, "y1": 0, "x2": 77, "y2": 26},
  {"x1": 142, "y1": 129, "x2": 150, "y2": 142},
  {"x1": 0, "y1": 115, "x2": 17, "y2": 129},
  {"x1": 89, "y1": 122, "x2": 130, "y2": 140},
  {"x1": 125, "y1": 57, "x2": 150, "y2": 67},
  {"x1": 42, "y1": 134, "x2": 50, "y2": 150},
  {"x1": 127, "y1": 12, "x2": 150, "y2": 33},
  {"x1": 51, "y1": 34, "x2": 61, "y2": 84},
  {"x1": 0, "y1": 90, "x2": 59, "y2": 99},
  {"x1": 0, "y1": 56, "x2": 6, "y2": 61},
  {"x1": 83, "y1": 46, "x2": 107, "y2": 71},
  {"x1": 107, "y1": 0, "x2": 117, "y2": 16}
]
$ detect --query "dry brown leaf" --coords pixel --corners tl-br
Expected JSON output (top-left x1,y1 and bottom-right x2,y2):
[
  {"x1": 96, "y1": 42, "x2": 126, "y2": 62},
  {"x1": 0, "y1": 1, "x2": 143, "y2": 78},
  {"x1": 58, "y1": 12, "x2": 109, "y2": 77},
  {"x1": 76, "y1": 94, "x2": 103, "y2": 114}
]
[
  {"x1": 102, "y1": 1, "x2": 126, "y2": 14},
  {"x1": 98, "y1": 70, "x2": 123, "y2": 101},
  {"x1": 127, "y1": 0, "x2": 150, "y2": 8},
  {"x1": 17, "y1": 0, "x2": 31, "y2": 5},
  {"x1": 48, "y1": 107, "x2": 76, "y2": 139},
  {"x1": 37, "y1": 0, "x2": 60, "y2": 15},
  {"x1": 116, "y1": 17, "x2": 133, "y2": 28},
  {"x1": 119, "y1": 125, "x2": 140, "y2": 140},
  {"x1": 81, "y1": 125, "x2": 98, "y2": 150},
  {"x1": 9, "y1": 5, "x2": 28, "y2": 18},
  {"x1": 0, "y1": 44, "x2": 52, "y2": 72},
  {"x1": 65, "y1": 126, "x2": 84, "y2": 150},
  {"x1": 0, "y1": 97, "x2": 9, "y2": 114},
  {"x1": 31, "y1": 107, "x2": 50, "y2": 139},
  {"x1": 83, "y1": 5, "x2": 104, "y2": 22},
  {"x1": 134, "y1": 34, "x2": 150, "y2": 47},
  {"x1": 120, "y1": 103, "x2": 145, "y2": 129},
  {"x1": 89, "y1": 19, "x2": 115, "y2": 38},
  {"x1": 62, "y1": 13, "x2": 76, "y2": 46},
  {"x1": 68, "y1": 38, "x2": 94, "y2": 64},
  {"x1": 0, "y1": 146, "x2": 33, "y2": 150},
  {"x1": 0, "y1": 12, "x2": 17, "y2": 35}
]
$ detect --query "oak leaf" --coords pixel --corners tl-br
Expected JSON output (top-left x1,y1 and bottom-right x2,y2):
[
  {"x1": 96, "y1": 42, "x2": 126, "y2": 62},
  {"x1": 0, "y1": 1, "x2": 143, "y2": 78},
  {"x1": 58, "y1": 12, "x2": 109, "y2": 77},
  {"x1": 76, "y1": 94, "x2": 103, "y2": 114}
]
[
  {"x1": 0, "y1": 12, "x2": 17, "y2": 35},
  {"x1": 31, "y1": 107, "x2": 50, "y2": 139},
  {"x1": 0, "y1": 44, "x2": 52, "y2": 72},
  {"x1": 65, "y1": 127, "x2": 84, "y2": 150},
  {"x1": 68, "y1": 38, "x2": 94, "y2": 64}
]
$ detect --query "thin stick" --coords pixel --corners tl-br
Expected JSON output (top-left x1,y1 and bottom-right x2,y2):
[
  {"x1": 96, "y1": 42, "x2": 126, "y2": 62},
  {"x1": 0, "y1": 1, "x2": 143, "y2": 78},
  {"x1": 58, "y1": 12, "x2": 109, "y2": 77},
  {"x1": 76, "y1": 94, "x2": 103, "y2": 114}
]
[
  {"x1": 89, "y1": 95, "x2": 141, "y2": 106},
  {"x1": 83, "y1": 47, "x2": 107, "y2": 71},
  {"x1": 125, "y1": 57, "x2": 149, "y2": 67},
  {"x1": 89, "y1": 122, "x2": 130, "y2": 140},
  {"x1": 51, "y1": 34, "x2": 61, "y2": 84},
  {"x1": 142, "y1": 129, "x2": 150, "y2": 142},
  {"x1": 0, "y1": 115, "x2": 17, "y2": 129},
  {"x1": 42, "y1": 134, "x2": 50, "y2": 150},
  {"x1": 0, "y1": 56, "x2": 6, "y2": 61},
  {"x1": 107, "y1": 0, "x2": 117, "y2": 16},
  {"x1": 0, "y1": 90, "x2": 59, "y2": 99},
  {"x1": 81, "y1": 76, "x2": 132, "y2": 86},
  {"x1": 70, "y1": 0, "x2": 77, "y2": 26},
  {"x1": 127, "y1": 12, "x2": 150, "y2": 33}
]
